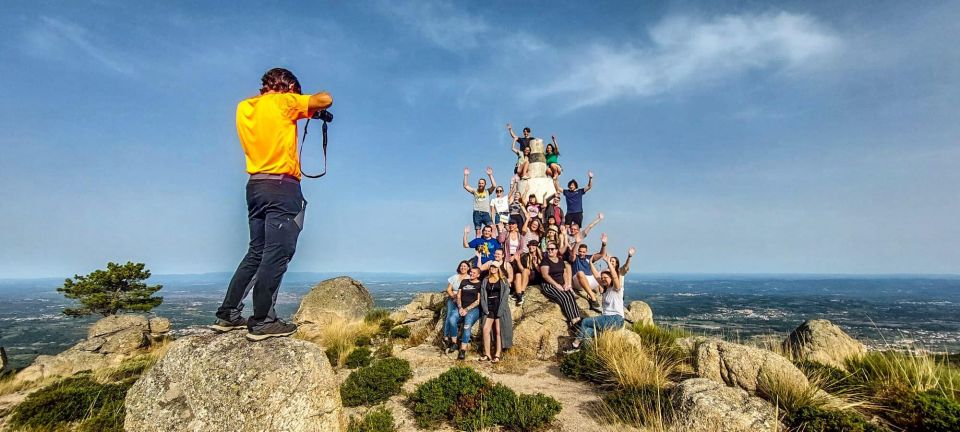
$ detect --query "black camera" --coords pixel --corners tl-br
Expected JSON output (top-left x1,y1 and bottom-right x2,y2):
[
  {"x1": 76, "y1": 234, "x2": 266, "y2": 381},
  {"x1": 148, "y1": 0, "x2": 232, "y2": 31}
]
[{"x1": 312, "y1": 109, "x2": 333, "y2": 122}]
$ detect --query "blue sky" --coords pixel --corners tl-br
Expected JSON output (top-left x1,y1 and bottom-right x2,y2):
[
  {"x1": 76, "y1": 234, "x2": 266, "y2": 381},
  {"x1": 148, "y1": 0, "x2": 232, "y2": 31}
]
[{"x1": 1, "y1": 1, "x2": 958, "y2": 278}]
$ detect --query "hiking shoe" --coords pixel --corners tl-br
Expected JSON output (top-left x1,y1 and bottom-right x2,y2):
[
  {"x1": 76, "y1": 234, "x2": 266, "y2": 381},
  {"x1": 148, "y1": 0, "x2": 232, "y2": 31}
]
[
  {"x1": 446, "y1": 342, "x2": 458, "y2": 354},
  {"x1": 245, "y1": 320, "x2": 298, "y2": 341},
  {"x1": 209, "y1": 317, "x2": 248, "y2": 333},
  {"x1": 457, "y1": 350, "x2": 466, "y2": 361},
  {"x1": 517, "y1": 293, "x2": 525, "y2": 306},
  {"x1": 588, "y1": 299, "x2": 602, "y2": 314},
  {"x1": 562, "y1": 345, "x2": 582, "y2": 355}
]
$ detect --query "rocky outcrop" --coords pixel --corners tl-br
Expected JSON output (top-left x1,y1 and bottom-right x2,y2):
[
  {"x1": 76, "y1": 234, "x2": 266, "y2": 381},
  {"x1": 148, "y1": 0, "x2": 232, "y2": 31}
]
[
  {"x1": 293, "y1": 276, "x2": 373, "y2": 338},
  {"x1": 125, "y1": 330, "x2": 342, "y2": 432},
  {"x1": 511, "y1": 286, "x2": 591, "y2": 359},
  {"x1": 670, "y1": 378, "x2": 782, "y2": 432},
  {"x1": 694, "y1": 340, "x2": 808, "y2": 396},
  {"x1": 625, "y1": 301, "x2": 654, "y2": 326},
  {"x1": 0, "y1": 347, "x2": 7, "y2": 372},
  {"x1": 389, "y1": 292, "x2": 446, "y2": 345},
  {"x1": 15, "y1": 314, "x2": 168, "y2": 382},
  {"x1": 783, "y1": 319, "x2": 866, "y2": 369}
]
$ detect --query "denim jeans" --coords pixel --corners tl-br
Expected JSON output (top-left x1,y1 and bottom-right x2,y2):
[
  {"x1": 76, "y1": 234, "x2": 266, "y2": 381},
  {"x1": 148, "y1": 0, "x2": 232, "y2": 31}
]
[
  {"x1": 217, "y1": 179, "x2": 306, "y2": 330},
  {"x1": 443, "y1": 298, "x2": 460, "y2": 338},
  {"x1": 577, "y1": 314, "x2": 624, "y2": 341},
  {"x1": 459, "y1": 308, "x2": 481, "y2": 345}
]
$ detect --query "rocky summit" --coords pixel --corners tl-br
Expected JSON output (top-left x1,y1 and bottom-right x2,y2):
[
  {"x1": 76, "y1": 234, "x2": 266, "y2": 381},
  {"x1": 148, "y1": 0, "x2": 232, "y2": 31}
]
[{"x1": 124, "y1": 330, "x2": 342, "y2": 432}]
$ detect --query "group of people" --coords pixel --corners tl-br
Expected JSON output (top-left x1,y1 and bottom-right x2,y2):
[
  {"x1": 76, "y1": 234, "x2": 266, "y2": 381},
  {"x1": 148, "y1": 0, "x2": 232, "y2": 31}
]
[{"x1": 444, "y1": 125, "x2": 636, "y2": 361}]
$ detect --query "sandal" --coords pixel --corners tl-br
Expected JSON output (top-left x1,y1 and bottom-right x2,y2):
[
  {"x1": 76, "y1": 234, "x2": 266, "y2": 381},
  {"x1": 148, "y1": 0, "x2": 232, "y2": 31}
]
[{"x1": 479, "y1": 355, "x2": 490, "y2": 362}]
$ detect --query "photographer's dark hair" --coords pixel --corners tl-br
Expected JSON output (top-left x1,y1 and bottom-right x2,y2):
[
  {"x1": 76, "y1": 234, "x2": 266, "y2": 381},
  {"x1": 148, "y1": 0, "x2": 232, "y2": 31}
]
[{"x1": 261, "y1": 68, "x2": 301, "y2": 94}]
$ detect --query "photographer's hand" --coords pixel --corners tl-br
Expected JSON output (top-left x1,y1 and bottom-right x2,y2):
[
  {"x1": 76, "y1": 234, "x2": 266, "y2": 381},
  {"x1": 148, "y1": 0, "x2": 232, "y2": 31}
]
[{"x1": 308, "y1": 91, "x2": 333, "y2": 112}]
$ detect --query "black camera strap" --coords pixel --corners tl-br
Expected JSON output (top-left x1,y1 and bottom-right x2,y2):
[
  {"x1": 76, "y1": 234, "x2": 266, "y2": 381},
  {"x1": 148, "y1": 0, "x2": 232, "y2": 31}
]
[{"x1": 299, "y1": 118, "x2": 328, "y2": 178}]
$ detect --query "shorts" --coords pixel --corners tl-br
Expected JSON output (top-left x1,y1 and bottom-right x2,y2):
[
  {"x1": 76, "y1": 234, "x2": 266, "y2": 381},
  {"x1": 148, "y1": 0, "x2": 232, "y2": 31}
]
[
  {"x1": 495, "y1": 213, "x2": 510, "y2": 224},
  {"x1": 573, "y1": 274, "x2": 600, "y2": 291},
  {"x1": 511, "y1": 260, "x2": 522, "y2": 275},
  {"x1": 564, "y1": 212, "x2": 583, "y2": 228},
  {"x1": 472, "y1": 210, "x2": 493, "y2": 229}
]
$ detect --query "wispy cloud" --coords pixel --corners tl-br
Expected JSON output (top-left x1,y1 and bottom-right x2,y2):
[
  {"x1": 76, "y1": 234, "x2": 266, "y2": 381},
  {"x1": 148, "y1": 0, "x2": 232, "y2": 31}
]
[
  {"x1": 23, "y1": 16, "x2": 135, "y2": 75},
  {"x1": 374, "y1": 0, "x2": 489, "y2": 51},
  {"x1": 522, "y1": 12, "x2": 842, "y2": 109}
]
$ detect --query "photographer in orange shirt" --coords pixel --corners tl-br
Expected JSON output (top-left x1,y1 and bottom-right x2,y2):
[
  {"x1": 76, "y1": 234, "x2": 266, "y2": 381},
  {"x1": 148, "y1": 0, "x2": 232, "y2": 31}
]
[{"x1": 212, "y1": 68, "x2": 332, "y2": 341}]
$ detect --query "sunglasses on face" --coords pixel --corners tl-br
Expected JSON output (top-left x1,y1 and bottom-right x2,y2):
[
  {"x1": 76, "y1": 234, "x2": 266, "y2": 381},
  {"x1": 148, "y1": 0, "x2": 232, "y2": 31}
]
[{"x1": 547, "y1": 247, "x2": 558, "y2": 251}]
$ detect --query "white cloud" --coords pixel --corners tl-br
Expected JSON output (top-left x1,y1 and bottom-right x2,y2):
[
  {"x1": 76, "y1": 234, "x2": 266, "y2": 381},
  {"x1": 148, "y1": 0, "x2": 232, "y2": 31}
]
[
  {"x1": 522, "y1": 12, "x2": 842, "y2": 109},
  {"x1": 24, "y1": 16, "x2": 134, "y2": 75},
  {"x1": 375, "y1": 0, "x2": 489, "y2": 51}
]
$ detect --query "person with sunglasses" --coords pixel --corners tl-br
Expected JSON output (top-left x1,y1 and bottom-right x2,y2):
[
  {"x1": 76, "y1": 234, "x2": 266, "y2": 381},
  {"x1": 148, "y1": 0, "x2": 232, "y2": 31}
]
[
  {"x1": 539, "y1": 242, "x2": 582, "y2": 328},
  {"x1": 463, "y1": 167, "x2": 498, "y2": 238},
  {"x1": 490, "y1": 186, "x2": 510, "y2": 234}
]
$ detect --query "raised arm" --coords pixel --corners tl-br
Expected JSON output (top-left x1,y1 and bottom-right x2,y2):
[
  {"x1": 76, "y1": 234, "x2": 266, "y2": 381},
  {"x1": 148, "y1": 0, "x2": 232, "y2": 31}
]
[
  {"x1": 462, "y1": 227, "x2": 472, "y2": 249},
  {"x1": 486, "y1": 167, "x2": 497, "y2": 193},
  {"x1": 551, "y1": 135, "x2": 560, "y2": 153},
  {"x1": 592, "y1": 233, "x2": 608, "y2": 262},
  {"x1": 308, "y1": 91, "x2": 333, "y2": 112},
  {"x1": 507, "y1": 123, "x2": 519, "y2": 142},
  {"x1": 582, "y1": 212, "x2": 603, "y2": 238},
  {"x1": 608, "y1": 257, "x2": 622, "y2": 291},
  {"x1": 621, "y1": 247, "x2": 636, "y2": 275},
  {"x1": 584, "y1": 171, "x2": 594, "y2": 193},
  {"x1": 463, "y1": 168, "x2": 476, "y2": 194},
  {"x1": 511, "y1": 139, "x2": 521, "y2": 156}
]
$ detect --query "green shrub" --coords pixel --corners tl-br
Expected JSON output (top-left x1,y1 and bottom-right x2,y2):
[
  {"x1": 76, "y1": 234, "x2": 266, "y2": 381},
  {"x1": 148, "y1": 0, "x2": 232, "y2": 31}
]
[
  {"x1": 375, "y1": 341, "x2": 394, "y2": 358},
  {"x1": 409, "y1": 366, "x2": 489, "y2": 428},
  {"x1": 346, "y1": 347, "x2": 373, "y2": 369},
  {"x1": 325, "y1": 346, "x2": 341, "y2": 366},
  {"x1": 506, "y1": 393, "x2": 563, "y2": 431},
  {"x1": 347, "y1": 406, "x2": 396, "y2": 432},
  {"x1": 408, "y1": 366, "x2": 561, "y2": 431},
  {"x1": 355, "y1": 335, "x2": 372, "y2": 347},
  {"x1": 785, "y1": 406, "x2": 885, "y2": 432},
  {"x1": 600, "y1": 385, "x2": 671, "y2": 427},
  {"x1": 378, "y1": 318, "x2": 396, "y2": 334},
  {"x1": 389, "y1": 325, "x2": 411, "y2": 339},
  {"x1": 365, "y1": 308, "x2": 391, "y2": 323},
  {"x1": 885, "y1": 390, "x2": 960, "y2": 432},
  {"x1": 8, "y1": 375, "x2": 132, "y2": 431},
  {"x1": 341, "y1": 357, "x2": 412, "y2": 407},
  {"x1": 559, "y1": 347, "x2": 606, "y2": 384}
]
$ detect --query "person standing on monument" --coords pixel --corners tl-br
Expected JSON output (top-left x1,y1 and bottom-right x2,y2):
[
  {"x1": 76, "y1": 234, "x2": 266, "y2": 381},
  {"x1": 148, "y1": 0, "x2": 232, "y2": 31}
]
[{"x1": 212, "y1": 68, "x2": 332, "y2": 341}]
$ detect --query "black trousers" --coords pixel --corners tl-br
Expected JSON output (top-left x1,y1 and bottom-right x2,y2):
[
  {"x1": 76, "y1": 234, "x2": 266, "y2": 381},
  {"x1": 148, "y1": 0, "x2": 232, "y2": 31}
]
[{"x1": 216, "y1": 179, "x2": 306, "y2": 329}]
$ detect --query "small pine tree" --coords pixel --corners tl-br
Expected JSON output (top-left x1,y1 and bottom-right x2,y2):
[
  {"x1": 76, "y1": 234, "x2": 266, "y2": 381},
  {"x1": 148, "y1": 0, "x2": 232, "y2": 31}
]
[{"x1": 57, "y1": 262, "x2": 163, "y2": 317}]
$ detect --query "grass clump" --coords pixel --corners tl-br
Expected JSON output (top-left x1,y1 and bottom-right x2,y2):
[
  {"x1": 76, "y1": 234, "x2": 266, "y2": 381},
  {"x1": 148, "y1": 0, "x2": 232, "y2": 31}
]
[
  {"x1": 341, "y1": 357, "x2": 412, "y2": 407},
  {"x1": 378, "y1": 318, "x2": 396, "y2": 335},
  {"x1": 346, "y1": 347, "x2": 373, "y2": 369},
  {"x1": 364, "y1": 308, "x2": 391, "y2": 324},
  {"x1": 7, "y1": 374, "x2": 131, "y2": 431},
  {"x1": 599, "y1": 385, "x2": 672, "y2": 428},
  {"x1": 594, "y1": 330, "x2": 676, "y2": 389},
  {"x1": 559, "y1": 346, "x2": 606, "y2": 384},
  {"x1": 408, "y1": 366, "x2": 561, "y2": 431},
  {"x1": 784, "y1": 406, "x2": 885, "y2": 432},
  {"x1": 389, "y1": 325, "x2": 411, "y2": 339},
  {"x1": 308, "y1": 317, "x2": 377, "y2": 367},
  {"x1": 347, "y1": 406, "x2": 396, "y2": 432},
  {"x1": 355, "y1": 335, "x2": 372, "y2": 347}
]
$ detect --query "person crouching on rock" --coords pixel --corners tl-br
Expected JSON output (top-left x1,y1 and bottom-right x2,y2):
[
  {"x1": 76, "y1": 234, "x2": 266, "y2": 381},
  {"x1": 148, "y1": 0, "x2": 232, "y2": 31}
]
[
  {"x1": 481, "y1": 264, "x2": 514, "y2": 363},
  {"x1": 566, "y1": 256, "x2": 624, "y2": 353},
  {"x1": 212, "y1": 67, "x2": 332, "y2": 341},
  {"x1": 539, "y1": 241, "x2": 583, "y2": 329},
  {"x1": 444, "y1": 260, "x2": 472, "y2": 353},
  {"x1": 456, "y1": 267, "x2": 484, "y2": 360}
]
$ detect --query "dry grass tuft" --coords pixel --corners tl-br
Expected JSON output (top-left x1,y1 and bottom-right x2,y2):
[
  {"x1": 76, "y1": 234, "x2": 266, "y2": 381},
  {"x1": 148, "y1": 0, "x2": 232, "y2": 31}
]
[
  {"x1": 593, "y1": 330, "x2": 677, "y2": 390},
  {"x1": 848, "y1": 349, "x2": 960, "y2": 398},
  {"x1": 297, "y1": 317, "x2": 378, "y2": 367}
]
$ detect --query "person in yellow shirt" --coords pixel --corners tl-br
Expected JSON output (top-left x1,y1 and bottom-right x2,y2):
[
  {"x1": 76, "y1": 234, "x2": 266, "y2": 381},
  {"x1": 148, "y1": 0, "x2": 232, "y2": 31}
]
[{"x1": 211, "y1": 68, "x2": 332, "y2": 341}]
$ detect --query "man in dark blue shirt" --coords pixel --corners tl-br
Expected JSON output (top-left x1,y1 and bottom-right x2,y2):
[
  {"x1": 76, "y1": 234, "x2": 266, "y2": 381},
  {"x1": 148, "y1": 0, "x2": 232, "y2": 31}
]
[
  {"x1": 562, "y1": 171, "x2": 593, "y2": 228},
  {"x1": 463, "y1": 225, "x2": 502, "y2": 266}
]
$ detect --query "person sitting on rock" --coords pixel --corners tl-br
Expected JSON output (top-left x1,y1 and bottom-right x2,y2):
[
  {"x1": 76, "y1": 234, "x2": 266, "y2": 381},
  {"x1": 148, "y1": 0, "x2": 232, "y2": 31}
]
[
  {"x1": 539, "y1": 241, "x2": 583, "y2": 329},
  {"x1": 463, "y1": 225, "x2": 502, "y2": 267},
  {"x1": 569, "y1": 233, "x2": 609, "y2": 314},
  {"x1": 456, "y1": 267, "x2": 484, "y2": 360},
  {"x1": 480, "y1": 263, "x2": 513, "y2": 363},
  {"x1": 477, "y1": 248, "x2": 514, "y2": 284},
  {"x1": 496, "y1": 219, "x2": 524, "y2": 295},
  {"x1": 515, "y1": 239, "x2": 542, "y2": 306},
  {"x1": 444, "y1": 260, "x2": 472, "y2": 353},
  {"x1": 521, "y1": 190, "x2": 543, "y2": 222},
  {"x1": 463, "y1": 167, "x2": 498, "y2": 237},
  {"x1": 566, "y1": 256, "x2": 625, "y2": 352},
  {"x1": 508, "y1": 190, "x2": 525, "y2": 227},
  {"x1": 519, "y1": 206, "x2": 543, "y2": 249},
  {"x1": 561, "y1": 171, "x2": 593, "y2": 229},
  {"x1": 512, "y1": 139, "x2": 532, "y2": 182},
  {"x1": 543, "y1": 187, "x2": 565, "y2": 227},
  {"x1": 545, "y1": 135, "x2": 562, "y2": 178}
]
